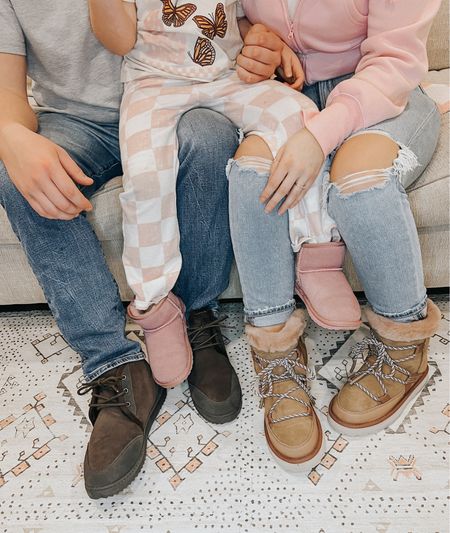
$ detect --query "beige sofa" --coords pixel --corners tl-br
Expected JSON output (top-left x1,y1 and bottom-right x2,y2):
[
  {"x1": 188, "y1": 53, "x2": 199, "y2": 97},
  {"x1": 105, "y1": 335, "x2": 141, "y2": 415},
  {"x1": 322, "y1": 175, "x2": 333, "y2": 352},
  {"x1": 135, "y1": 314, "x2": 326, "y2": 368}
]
[{"x1": 0, "y1": 3, "x2": 448, "y2": 305}]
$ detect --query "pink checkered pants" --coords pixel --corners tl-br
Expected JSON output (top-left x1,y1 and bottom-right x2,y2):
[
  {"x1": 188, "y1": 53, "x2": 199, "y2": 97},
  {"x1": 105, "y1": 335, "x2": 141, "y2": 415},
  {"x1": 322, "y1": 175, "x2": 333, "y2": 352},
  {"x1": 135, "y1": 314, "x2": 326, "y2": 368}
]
[{"x1": 120, "y1": 72, "x2": 335, "y2": 309}]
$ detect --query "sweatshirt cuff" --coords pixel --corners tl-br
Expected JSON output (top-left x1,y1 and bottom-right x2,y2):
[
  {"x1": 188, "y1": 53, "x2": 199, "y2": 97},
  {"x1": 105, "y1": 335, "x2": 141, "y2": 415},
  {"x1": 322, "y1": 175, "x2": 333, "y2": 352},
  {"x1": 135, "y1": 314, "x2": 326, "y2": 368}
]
[{"x1": 303, "y1": 96, "x2": 364, "y2": 157}]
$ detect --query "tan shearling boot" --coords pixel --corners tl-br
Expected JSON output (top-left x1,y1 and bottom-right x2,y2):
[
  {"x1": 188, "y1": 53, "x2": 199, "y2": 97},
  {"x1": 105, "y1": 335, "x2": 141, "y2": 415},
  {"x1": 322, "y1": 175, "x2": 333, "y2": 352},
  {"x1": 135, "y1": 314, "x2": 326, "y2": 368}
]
[
  {"x1": 328, "y1": 299, "x2": 441, "y2": 436},
  {"x1": 246, "y1": 309, "x2": 323, "y2": 471}
]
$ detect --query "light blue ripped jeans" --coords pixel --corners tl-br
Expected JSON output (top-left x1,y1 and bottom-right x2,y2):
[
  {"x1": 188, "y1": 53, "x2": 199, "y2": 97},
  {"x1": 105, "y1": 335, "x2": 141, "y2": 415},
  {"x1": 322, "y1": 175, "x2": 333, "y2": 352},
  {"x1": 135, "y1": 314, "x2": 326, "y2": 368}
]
[{"x1": 228, "y1": 75, "x2": 441, "y2": 327}]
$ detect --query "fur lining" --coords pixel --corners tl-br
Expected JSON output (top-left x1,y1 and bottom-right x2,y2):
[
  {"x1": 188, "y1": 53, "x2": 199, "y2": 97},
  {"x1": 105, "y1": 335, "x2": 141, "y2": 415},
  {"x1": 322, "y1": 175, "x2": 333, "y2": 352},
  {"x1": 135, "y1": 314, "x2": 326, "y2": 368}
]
[
  {"x1": 245, "y1": 309, "x2": 306, "y2": 354},
  {"x1": 366, "y1": 300, "x2": 441, "y2": 342}
]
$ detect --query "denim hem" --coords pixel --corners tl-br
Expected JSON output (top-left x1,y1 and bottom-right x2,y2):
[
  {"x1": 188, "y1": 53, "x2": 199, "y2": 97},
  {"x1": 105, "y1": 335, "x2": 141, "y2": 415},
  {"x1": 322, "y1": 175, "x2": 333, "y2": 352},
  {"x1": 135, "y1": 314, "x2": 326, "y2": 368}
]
[
  {"x1": 248, "y1": 308, "x2": 295, "y2": 327},
  {"x1": 370, "y1": 294, "x2": 428, "y2": 322},
  {"x1": 83, "y1": 351, "x2": 146, "y2": 383},
  {"x1": 245, "y1": 299, "x2": 296, "y2": 327}
]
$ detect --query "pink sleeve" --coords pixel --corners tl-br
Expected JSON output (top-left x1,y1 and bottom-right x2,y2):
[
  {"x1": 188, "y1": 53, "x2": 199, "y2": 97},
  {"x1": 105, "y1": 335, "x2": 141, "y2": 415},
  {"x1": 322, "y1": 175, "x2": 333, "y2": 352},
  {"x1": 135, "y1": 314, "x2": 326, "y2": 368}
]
[{"x1": 304, "y1": 0, "x2": 442, "y2": 157}]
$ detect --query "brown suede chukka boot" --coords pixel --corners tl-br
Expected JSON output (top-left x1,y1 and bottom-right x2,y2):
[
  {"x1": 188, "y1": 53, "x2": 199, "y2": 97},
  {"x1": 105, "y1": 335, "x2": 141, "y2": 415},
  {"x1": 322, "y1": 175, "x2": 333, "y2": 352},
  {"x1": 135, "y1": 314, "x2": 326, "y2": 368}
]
[
  {"x1": 246, "y1": 309, "x2": 323, "y2": 471},
  {"x1": 328, "y1": 299, "x2": 441, "y2": 436},
  {"x1": 78, "y1": 360, "x2": 166, "y2": 499},
  {"x1": 187, "y1": 309, "x2": 242, "y2": 424}
]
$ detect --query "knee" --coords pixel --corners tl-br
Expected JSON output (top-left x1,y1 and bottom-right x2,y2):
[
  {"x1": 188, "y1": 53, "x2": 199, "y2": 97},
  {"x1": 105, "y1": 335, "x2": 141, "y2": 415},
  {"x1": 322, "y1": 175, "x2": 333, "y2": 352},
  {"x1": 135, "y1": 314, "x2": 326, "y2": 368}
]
[
  {"x1": 228, "y1": 136, "x2": 274, "y2": 186},
  {"x1": 177, "y1": 108, "x2": 239, "y2": 159},
  {"x1": 235, "y1": 135, "x2": 273, "y2": 160},
  {"x1": 329, "y1": 133, "x2": 414, "y2": 196}
]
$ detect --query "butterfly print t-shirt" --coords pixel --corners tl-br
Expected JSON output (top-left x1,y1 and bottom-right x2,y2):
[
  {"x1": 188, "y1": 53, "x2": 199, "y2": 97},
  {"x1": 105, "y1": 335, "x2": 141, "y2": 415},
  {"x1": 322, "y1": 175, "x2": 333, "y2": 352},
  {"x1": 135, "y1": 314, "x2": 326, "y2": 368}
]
[{"x1": 122, "y1": 0, "x2": 244, "y2": 83}]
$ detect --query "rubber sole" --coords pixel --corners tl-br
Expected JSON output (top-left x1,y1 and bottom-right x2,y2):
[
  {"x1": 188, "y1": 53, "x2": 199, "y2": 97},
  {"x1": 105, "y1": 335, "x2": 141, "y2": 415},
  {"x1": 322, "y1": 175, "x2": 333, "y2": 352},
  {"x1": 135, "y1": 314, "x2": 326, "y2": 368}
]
[
  {"x1": 268, "y1": 435, "x2": 325, "y2": 474},
  {"x1": 327, "y1": 367, "x2": 430, "y2": 436},
  {"x1": 85, "y1": 387, "x2": 167, "y2": 499},
  {"x1": 264, "y1": 412, "x2": 324, "y2": 473},
  {"x1": 192, "y1": 396, "x2": 243, "y2": 425},
  {"x1": 296, "y1": 285, "x2": 361, "y2": 331}
]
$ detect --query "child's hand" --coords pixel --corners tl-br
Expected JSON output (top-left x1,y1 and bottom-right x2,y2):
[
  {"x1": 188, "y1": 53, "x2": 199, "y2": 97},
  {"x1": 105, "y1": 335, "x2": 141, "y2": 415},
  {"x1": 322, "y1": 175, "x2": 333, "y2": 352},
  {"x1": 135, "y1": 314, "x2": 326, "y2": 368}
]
[
  {"x1": 237, "y1": 23, "x2": 284, "y2": 84},
  {"x1": 276, "y1": 44, "x2": 305, "y2": 90},
  {"x1": 260, "y1": 129, "x2": 325, "y2": 215}
]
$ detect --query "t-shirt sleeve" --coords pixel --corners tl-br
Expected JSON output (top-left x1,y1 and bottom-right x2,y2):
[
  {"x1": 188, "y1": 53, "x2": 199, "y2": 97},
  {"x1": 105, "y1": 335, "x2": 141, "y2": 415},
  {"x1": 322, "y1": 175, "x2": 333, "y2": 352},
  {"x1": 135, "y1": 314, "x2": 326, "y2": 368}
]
[
  {"x1": 0, "y1": 0, "x2": 26, "y2": 55},
  {"x1": 236, "y1": 1, "x2": 245, "y2": 18}
]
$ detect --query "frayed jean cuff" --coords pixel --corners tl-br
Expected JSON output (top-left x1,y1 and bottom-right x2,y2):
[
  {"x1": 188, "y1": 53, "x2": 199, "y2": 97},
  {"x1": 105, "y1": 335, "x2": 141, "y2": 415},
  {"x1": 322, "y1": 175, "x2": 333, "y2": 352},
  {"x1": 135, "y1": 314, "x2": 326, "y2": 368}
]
[{"x1": 245, "y1": 299, "x2": 296, "y2": 327}]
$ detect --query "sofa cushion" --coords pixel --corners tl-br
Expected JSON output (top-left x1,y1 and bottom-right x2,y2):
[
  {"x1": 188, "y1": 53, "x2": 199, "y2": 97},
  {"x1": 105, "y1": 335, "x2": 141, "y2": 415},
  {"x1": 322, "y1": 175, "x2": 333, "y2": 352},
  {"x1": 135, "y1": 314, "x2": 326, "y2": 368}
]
[
  {"x1": 427, "y1": 0, "x2": 450, "y2": 71},
  {"x1": 422, "y1": 69, "x2": 450, "y2": 115},
  {"x1": 1, "y1": 111, "x2": 448, "y2": 247},
  {"x1": 407, "y1": 112, "x2": 449, "y2": 229}
]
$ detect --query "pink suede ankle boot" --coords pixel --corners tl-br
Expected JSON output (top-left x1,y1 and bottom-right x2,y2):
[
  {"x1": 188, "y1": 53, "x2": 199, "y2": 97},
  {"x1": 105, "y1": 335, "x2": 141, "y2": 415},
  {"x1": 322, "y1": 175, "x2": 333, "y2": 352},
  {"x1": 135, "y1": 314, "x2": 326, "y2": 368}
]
[
  {"x1": 127, "y1": 292, "x2": 193, "y2": 388},
  {"x1": 295, "y1": 242, "x2": 361, "y2": 330}
]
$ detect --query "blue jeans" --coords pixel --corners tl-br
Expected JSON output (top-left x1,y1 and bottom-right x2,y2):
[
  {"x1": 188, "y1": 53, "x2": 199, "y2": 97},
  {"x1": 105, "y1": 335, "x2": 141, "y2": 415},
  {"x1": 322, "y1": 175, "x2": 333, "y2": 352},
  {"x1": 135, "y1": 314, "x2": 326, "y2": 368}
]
[
  {"x1": 227, "y1": 79, "x2": 440, "y2": 326},
  {"x1": 0, "y1": 109, "x2": 238, "y2": 381}
]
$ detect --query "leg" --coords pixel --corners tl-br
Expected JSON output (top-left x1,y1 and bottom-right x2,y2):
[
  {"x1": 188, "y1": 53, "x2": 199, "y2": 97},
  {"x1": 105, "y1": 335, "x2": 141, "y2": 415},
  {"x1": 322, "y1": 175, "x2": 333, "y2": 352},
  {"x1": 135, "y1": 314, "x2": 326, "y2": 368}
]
[
  {"x1": 222, "y1": 84, "x2": 325, "y2": 462},
  {"x1": 119, "y1": 80, "x2": 194, "y2": 310},
  {"x1": 229, "y1": 137, "x2": 323, "y2": 464},
  {"x1": 208, "y1": 74, "x2": 335, "y2": 247},
  {"x1": 0, "y1": 112, "x2": 143, "y2": 382},
  {"x1": 173, "y1": 108, "x2": 240, "y2": 313},
  {"x1": 327, "y1": 89, "x2": 442, "y2": 435},
  {"x1": 329, "y1": 133, "x2": 428, "y2": 320},
  {"x1": 228, "y1": 138, "x2": 296, "y2": 327},
  {"x1": 224, "y1": 79, "x2": 359, "y2": 330},
  {"x1": 119, "y1": 81, "x2": 196, "y2": 388},
  {"x1": 328, "y1": 91, "x2": 441, "y2": 322},
  {"x1": 174, "y1": 108, "x2": 243, "y2": 424}
]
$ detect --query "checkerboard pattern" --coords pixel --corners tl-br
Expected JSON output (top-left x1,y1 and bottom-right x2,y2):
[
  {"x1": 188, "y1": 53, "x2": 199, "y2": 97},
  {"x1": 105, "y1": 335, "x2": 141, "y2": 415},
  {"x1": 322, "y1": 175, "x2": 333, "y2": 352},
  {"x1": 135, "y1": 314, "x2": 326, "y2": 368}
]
[{"x1": 119, "y1": 73, "x2": 333, "y2": 309}]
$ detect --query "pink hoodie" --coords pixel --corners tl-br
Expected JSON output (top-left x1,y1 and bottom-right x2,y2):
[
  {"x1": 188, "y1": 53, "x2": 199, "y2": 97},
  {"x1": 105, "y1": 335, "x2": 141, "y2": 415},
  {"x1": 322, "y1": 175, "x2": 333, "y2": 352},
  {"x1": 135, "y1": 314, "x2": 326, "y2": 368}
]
[{"x1": 240, "y1": 0, "x2": 442, "y2": 156}]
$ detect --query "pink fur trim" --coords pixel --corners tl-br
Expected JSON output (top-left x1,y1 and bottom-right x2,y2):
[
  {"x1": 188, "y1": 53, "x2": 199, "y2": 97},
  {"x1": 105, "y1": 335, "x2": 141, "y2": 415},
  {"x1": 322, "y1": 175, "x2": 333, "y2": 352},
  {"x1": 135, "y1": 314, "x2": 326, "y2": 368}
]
[
  {"x1": 245, "y1": 309, "x2": 306, "y2": 354},
  {"x1": 366, "y1": 300, "x2": 441, "y2": 342}
]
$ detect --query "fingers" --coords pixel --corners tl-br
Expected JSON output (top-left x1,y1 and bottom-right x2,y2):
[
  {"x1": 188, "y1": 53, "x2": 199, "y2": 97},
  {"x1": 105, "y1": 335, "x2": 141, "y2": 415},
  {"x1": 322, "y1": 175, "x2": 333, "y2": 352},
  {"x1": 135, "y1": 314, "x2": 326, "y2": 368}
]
[
  {"x1": 30, "y1": 191, "x2": 78, "y2": 220},
  {"x1": 236, "y1": 65, "x2": 266, "y2": 84},
  {"x1": 278, "y1": 177, "x2": 311, "y2": 215},
  {"x1": 53, "y1": 151, "x2": 93, "y2": 212},
  {"x1": 288, "y1": 77, "x2": 304, "y2": 91},
  {"x1": 40, "y1": 173, "x2": 83, "y2": 216},
  {"x1": 280, "y1": 47, "x2": 293, "y2": 80},
  {"x1": 264, "y1": 170, "x2": 298, "y2": 213},
  {"x1": 57, "y1": 147, "x2": 93, "y2": 186},
  {"x1": 236, "y1": 51, "x2": 275, "y2": 79},
  {"x1": 259, "y1": 147, "x2": 285, "y2": 203},
  {"x1": 50, "y1": 169, "x2": 93, "y2": 213},
  {"x1": 289, "y1": 58, "x2": 305, "y2": 90},
  {"x1": 240, "y1": 43, "x2": 281, "y2": 67}
]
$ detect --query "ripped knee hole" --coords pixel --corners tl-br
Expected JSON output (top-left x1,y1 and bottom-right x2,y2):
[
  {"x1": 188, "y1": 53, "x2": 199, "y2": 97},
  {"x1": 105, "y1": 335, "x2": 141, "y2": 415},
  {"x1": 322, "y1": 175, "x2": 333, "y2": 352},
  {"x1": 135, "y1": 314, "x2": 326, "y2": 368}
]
[
  {"x1": 233, "y1": 156, "x2": 272, "y2": 174},
  {"x1": 331, "y1": 143, "x2": 419, "y2": 196}
]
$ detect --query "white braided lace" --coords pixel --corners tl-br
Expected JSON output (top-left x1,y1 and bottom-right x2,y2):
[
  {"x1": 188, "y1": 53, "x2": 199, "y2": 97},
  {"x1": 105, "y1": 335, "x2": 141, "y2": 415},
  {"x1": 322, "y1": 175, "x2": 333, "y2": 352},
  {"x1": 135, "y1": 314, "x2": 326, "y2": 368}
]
[
  {"x1": 255, "y1": 350, "x2": 315, "y2": 424},
  {"x1": 348, "y1": 331, "x2": 418, "y2": 402}
]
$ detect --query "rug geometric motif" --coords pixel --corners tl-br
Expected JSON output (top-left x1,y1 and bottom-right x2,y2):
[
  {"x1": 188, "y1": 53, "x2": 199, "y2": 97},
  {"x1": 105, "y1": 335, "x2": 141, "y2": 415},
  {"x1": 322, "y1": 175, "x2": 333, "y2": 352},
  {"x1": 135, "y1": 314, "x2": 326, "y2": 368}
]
[{"x1": 0, "y1": 299, "x2": 448, "y2": 532}]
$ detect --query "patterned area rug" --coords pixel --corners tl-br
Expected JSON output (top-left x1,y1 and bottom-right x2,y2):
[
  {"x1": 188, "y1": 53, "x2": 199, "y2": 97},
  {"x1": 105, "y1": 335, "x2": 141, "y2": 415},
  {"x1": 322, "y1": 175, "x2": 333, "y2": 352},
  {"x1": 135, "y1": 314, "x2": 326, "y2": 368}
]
[{"x1": 0, "y1": 298, "x2": 449, "y2": 533}]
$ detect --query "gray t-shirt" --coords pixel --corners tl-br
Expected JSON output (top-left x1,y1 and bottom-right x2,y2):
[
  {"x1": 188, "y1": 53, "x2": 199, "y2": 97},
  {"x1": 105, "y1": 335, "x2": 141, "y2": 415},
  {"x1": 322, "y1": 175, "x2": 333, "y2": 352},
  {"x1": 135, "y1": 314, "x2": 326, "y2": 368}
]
[{"x1": 0, "y1": 0, "x2": 123, "y2": 123}]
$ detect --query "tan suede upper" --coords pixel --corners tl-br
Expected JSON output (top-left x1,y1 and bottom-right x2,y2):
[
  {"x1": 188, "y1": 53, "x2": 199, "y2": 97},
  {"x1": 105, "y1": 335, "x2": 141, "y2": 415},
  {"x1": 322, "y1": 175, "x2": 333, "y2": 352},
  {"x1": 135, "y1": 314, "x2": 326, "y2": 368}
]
[
  {"x1": 329, "y1": 300, "x2": 440, "y2": 429},
  {"x1": 247, "y1": 310, "x2": 323, "y2": 463}
]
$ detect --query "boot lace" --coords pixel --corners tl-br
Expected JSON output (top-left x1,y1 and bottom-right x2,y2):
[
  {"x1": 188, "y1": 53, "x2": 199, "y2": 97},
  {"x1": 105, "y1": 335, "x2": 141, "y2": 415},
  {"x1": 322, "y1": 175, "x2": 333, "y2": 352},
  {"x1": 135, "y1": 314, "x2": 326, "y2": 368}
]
[
  {"x1": 255, "y1": 349, "x2": 315, "y2": 424},
  {"x1": 188, "y1": 316, "x2": 230, "y2": 351},
  {"x1": 77, "y1": 375, "x2": 141, "y2": 427},
  {"x1": 348, "y1": 331, "x2": 418, "y2": 402}
]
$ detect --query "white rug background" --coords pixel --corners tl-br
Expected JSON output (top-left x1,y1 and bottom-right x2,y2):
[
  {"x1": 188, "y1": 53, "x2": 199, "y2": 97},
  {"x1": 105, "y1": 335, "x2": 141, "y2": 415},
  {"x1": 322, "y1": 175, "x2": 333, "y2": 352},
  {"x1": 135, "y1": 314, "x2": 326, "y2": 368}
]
[{"x1": 0, "y1": 299, "x2": 448, "y2": 533}]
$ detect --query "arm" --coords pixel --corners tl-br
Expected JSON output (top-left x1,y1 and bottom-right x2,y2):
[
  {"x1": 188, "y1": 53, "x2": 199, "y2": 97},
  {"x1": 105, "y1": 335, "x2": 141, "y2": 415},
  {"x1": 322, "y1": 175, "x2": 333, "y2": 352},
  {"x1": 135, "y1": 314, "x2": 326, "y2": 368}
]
[
  {"x1": 261, "y1": 0, "x2": 442, "y2": 214},
  {"x1": 0, "y1": 54, "x2": 37, "y2": 136},
  {"x1": 0, "y1": 53, "x2": 94, "y2": 219},
  {"x1": 88, "y1": 0, "x2": 137, "y2": 56},
  {"x1": 304, "y1": 0, "x2": 443, "y2": 158}
]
